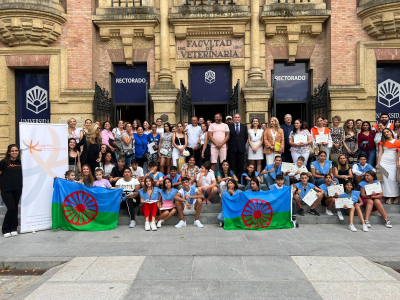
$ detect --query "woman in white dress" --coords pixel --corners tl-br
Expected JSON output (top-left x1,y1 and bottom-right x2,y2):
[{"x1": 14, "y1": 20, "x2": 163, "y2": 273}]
[
  {"x1": 248, "y1": 118, "x2": 264, "y2": 173},
  {"x1": 376, "y1": 128, "x2": 400, "y2": 204}
]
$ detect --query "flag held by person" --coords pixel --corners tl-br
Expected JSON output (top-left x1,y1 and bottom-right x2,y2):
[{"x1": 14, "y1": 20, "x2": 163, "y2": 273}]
[
  {"x1": 52, "y1": 178, "x2": 122, "y2": 231},
  {"x1": 222, "y1": 187, "x2": 294, "y2": 230}
]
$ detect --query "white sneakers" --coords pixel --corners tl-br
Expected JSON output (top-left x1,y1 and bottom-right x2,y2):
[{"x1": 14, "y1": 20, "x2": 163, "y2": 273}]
[
  {"x1": 194, "y1": 220, "x2": 204, "y2": 228},
  {"x1": 175, "y1": 220, "x2": 186, "y2": 228},
  {"x1": 144, "y1": 221, "x2": 150, "y2": 231},
  {"x1": 150, "y1": 222, "x2": 157, "y2": 231},
  {"x1": 349, "y1": 223, "x2": 369, "y2": 232},
  {"x1": 325, "y1": 209, "x2": 333, "y2": 216},
  {"x1": 337, "y1": 211, "x2": 344, "y2": 221},
  {"x1": 349, "y1": 224, "x2": 357, "y2": 232},
  {"x1": 157, "y1": 220, "x2": 164, "y2": 228},
  {"x1": 129, "y1": 221, "x2": 136, "y2": 228},
  {"x1": 3, "y1": 233, "x2": 11, "y2": 238},
  {"x1": 144, "y1": 221, "x2": 157, "y2": 231}
]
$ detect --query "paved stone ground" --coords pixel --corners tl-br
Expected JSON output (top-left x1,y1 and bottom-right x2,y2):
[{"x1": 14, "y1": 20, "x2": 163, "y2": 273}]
[{"x1": 2, "y1": 224, "x2": 400, "y2": 299}]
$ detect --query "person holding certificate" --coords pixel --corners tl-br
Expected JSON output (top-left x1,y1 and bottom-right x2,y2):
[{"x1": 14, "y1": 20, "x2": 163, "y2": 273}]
[
  {"x1": 340, "y1": 180, "x2": 368, "y2": 232},
  {"x1": 311, "y1": 151, "x2": 339, "y2": 186},
  {"x1": 138, "y1": 175, "x2": 162, "y2": 231},
  {"x1": 289, "y1": 156, "x2": 315, "y2": 184},
  {"x1": 376, "y1": 128, "x2": 400, "y2": 204},
  {"x1": 263, "y1": 117, "x2": 285, "y2": 165},
  {"x1": 156, "y1": 178, "x2": 178, "y2": 228},
  {"x1": 289, "y1": 119, "x2": 312, "y2": 165},
  {"x1": 359, "y1": 171, "x2": 392, "y2": 228},
  {"x1": 311, "y1": 117, "x2": 332, "y2": 159},
  {"x1": 293, "y1": 172, "x2": 324, "y2": 216},
  {"x1": 318, "y1": 174, "x2": 344, "y2": 220}
]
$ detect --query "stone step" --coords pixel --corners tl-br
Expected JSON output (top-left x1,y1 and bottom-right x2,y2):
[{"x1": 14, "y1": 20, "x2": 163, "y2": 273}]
[{"x1": 296, "y1": 212, "x2": 400, "y2": 226}]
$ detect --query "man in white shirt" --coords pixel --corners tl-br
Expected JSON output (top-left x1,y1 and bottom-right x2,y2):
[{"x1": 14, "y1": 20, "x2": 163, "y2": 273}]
[
  {"x1": 156, "y1": 118, "x2": 164, "y2": 134},
  {"x1": 174, "y1": 177, "x2": 204, "y2": 228},
  {"x1": 185, "y1": 116, "x2": 203, "y2": 165},
  {"x1": 130, "y1": 159, "x2": 144, "y2": 186},
  {"x1": 196, "y1": 161, "x2": 218, "y2": 205}
]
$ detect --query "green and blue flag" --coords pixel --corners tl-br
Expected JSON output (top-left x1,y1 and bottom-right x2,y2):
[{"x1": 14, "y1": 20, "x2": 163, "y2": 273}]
[
  {"x1": 52, "y1": 178, "x2": 122, "y2": 231},
  {"x1": 222, "y1": 187, "x2": 294, "y2": 230}
]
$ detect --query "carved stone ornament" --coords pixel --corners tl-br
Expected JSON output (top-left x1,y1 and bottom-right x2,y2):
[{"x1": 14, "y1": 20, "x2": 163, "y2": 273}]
[
  {"x1": 358, "y1": 1, "x2": 400, "y2": 40},
  {"x1": 0, "y1": 0, "x2": 66, "y2": 47}
]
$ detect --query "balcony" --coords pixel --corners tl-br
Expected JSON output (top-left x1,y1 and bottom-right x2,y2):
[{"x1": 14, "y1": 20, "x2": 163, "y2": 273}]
[
  {"x1": 0, "y1": 0, "x2": 66, "y2": 46},
  {"x1": 357, "y1": 0, "x2": 400, "y2": 40},
  {"x1": 94, "y1": 0, "x2": 157, "y2": 19}
]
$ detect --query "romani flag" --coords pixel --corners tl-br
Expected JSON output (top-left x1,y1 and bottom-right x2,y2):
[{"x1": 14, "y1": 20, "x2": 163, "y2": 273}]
[
  {"x1": 222, "y1": 187, "x2": 294, "y2": 230},
  {"x1": 52, "y1": 178, "x2": 122, "y2": 231}
]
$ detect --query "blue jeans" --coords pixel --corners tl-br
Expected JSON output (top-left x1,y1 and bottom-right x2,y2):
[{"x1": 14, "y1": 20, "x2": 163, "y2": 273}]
[
  {"x1": 263, "y1": 174, "x2": 290, "y2": 189},
  {"x1": 124, "y1": 155, "x2": 135, "y2": 167},
  {"x1": 359, "y1": 150, "x2": 376, "y2": 167},
  {"x1": 315, "y1": 177, "x2": 339, "y2": 186},
  {"x1": 217, "y1": 212, "x2": 224, "y2": 224}
]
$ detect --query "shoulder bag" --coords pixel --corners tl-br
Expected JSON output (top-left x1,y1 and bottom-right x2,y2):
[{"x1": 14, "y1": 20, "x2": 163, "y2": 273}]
[
  {"x1": 123, "y1": 134, "x2": 135, "y2": 158},
  {"x1": 177, "y1": 134, "x2": 190, "y2": 157}
]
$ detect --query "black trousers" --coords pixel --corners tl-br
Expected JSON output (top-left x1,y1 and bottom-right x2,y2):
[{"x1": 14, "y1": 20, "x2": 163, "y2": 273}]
[
  {"x1": 230, "y1": 151, "x2": 245, "y2": 178},
  {"x1": 85, "y1": 159, "x2": 99, "y2": 176},
  {"x1": 186, "y1": 147, "x2": 201, "y2": 166},
  {"x1": 123, "y1": 197, "x2": 140, "y2": 221},
  {"x1": 2, "y1": 189, "x2": 22, "y2": 234},
  {"x1": 199, "y1": 144, "x2": 211, "y2": 167},
  {"x1": 136, "y1": 156, "x2": 146, "y2": 168}
]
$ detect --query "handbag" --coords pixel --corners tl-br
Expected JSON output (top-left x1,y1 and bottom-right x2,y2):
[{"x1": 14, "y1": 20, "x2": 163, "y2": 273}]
[
  {"x1": 123, "y1": 134, "x2": 135, "y2": 158},
  {"x1": 177, "y1": 134, "x2": 190, "y2": 157},
  {"x1": 177, "y1": 158, "x2": 186, "y2": 171},
  {"x1": 160, "y1": 148, "x2": 169, "y2": 156}
]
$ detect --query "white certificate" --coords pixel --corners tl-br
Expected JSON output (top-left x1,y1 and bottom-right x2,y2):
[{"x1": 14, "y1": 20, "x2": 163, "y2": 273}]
[
  {"x1": 295, "y1": 166, "x2": 309, "y2": 180},
  {"x1": 364, "y1": 183, "x2": 382, "y2": 196},
  {"x1": 281, "y1": 162, "x2": 297, "y2": 173},
  {"x1": 303, "y1": 189, "x2": 318, "y2": 206},
  {"x1": 147, "y1": 142, "x2": 157, "y2": 154},
  {"x1": 294, "y1": 135, "x2": 307, "y2": 144},
  {"x1": 328, "y1": 184, "x2": 344, "y2": 197},
  {"x1": 335, "y1": 198, "x2": 354, "y2": 209},
  {"x1": 315, "y1": 134, "x2": 328, "y2": 144}
]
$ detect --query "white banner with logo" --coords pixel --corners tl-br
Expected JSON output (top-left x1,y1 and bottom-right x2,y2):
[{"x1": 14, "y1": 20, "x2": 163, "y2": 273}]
[{"x1": 19, "y1": 123, "x2": 68, "y2": 233}]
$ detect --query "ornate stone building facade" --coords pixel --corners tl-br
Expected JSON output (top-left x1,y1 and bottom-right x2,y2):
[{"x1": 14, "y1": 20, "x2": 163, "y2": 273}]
[{"x1": 0, "y1": 0, "x2": 398, "y2": 153}]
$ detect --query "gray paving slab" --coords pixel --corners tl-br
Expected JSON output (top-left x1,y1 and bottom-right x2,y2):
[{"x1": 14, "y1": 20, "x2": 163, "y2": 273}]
[
  {"x1": 292, "y1": 256, "x2": 367, "y2": 282},
  {"x1": 243, "y1": 256, "x2": 307, "y2": 281},
  {"x1": 192, "y1": 256, "x2": 248, "y2": 281},
  {"x1": 186, "y1": 229, "x2": 247, "y2": 242},
  {"x1": 243, "y1": 228, "x2": 309, "y2": 242},
  {"x1": 312, "y1": 282, "x2": 400, "y2": 300},
  {"x1": 0, "y1": 242, "x2": 90, "y2": 257},
  {"x1": 77, "y1": 256, "x2": 145, "y2": 281},
  {"x1": 219, "y1": 281, "x2": 322, "y2": 299},
  {"x1": 148, "y1": 240, "x2": 217, "y2": 256},
  {"x1": 136, "y1": 256, "x2": 193, "y2": 281},
  {"x1": 49, "y1": 257, "x2": 98, "y2": 282},
  {"x1": 341, "y1": 257, "x2": 397, "y2": 281},
  {"x1": 344, "y1": 241, "x2": 400, "y2": 257},
  {"x1": 124, "y1": 280, "x2": 221, "y2": 300},
  {"x1": 280, "y1": 241, "x2": 360, "y2": 256},
  {"x1": 217, "y1": 240, "x2": 288, "y2": 256},
  {"x1": 4, "y1": 257, "x2": 71, "y2": 270},
  {"x1": 25, "y1": 282, "x2": 131, "y2": 300},
  {"x1": 78, "y1": 242, "x2": 153, "y2": 257}
]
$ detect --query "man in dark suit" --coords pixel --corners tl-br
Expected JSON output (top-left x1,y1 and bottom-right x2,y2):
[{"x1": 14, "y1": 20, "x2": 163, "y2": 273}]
[
  {"x1": 228, "y1": 113, "x2": 248, "y2": 177},
  {"x1": 281, "y1": 114, "x2": 294, "y2": 163}
]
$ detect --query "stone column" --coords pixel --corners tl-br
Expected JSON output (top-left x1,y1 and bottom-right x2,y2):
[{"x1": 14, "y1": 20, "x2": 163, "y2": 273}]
[
  {"x1": 149, "y1": 0, "x2": 179, "y2": 124},
  {"x1": 242, "y1": 0, "x2": 272, "y2": 126}
]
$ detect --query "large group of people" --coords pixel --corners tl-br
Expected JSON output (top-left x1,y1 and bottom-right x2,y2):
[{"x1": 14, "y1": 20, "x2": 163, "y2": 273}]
[{"x1": 1, "y1": 111, "x2": 400, "y2": 237}]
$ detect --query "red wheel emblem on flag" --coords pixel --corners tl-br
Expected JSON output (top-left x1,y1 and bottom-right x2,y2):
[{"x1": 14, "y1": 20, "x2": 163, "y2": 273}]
[
  {"x1": 241, "y1": 199, "x2": 273, "y2": 228},
  {"x1": 62, "y1": 191, "x2": 98, "y2": 226}
]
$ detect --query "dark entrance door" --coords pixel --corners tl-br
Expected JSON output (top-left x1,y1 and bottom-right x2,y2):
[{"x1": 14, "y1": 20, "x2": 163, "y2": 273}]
[
  {"x1": 190, "y1": 64, "x2": 231, "y2": 119},
  {"x1": 272, "y1": 62, "x2": 310, "y2": 125},
  {"x1": 112, "y1": 64, "x2": 149, "y2": 124},
  {"x1": 193, "y1": 104, "x2": 227, "y2": 122}
]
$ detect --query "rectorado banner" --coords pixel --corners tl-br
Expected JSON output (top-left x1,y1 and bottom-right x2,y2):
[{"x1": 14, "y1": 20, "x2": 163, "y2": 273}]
[{"x1": 19, "y1": 123, "x2": 68, "y2": 233}]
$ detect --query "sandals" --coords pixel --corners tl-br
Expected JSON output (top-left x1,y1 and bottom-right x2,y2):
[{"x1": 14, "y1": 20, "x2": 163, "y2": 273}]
[
  {"x1": 386, "y1": 198, "x2": 393, "y2": 205},
  {"x1": 393, "y1": 198, "x2": 399, "y2": 205}
]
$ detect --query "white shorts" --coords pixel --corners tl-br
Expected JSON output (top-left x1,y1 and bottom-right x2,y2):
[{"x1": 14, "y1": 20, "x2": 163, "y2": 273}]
[{"x1": 183, "y1": 199, "x2": 197, "y2": 215}]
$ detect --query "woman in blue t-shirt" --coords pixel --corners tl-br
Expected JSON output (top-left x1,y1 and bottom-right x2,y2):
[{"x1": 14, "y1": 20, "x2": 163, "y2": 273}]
[
  {"x1": 359, "y1": 171, "x2": 392, "y2": 228},
  {"x1": 139, "y1": 175, "x2": 161, "y2": 231},
  {"x1": 340, "y1": 180, "x2": 367, "y2": 232},
  {"x1": 311, "y1": 151, "x2": 339, "y2": 186},
  {"x1": 133, "y1": 126, "x2": 148, "y2": 169},
  {"x1": 217, "y1": 160, "x2": 238, "y2": 193},
  {"x1": 218, "y1": 178, "x2": 242, "y2": 226},
  {"x1": 241, "y1": 163, "x2": 260, "y2": 191}
]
